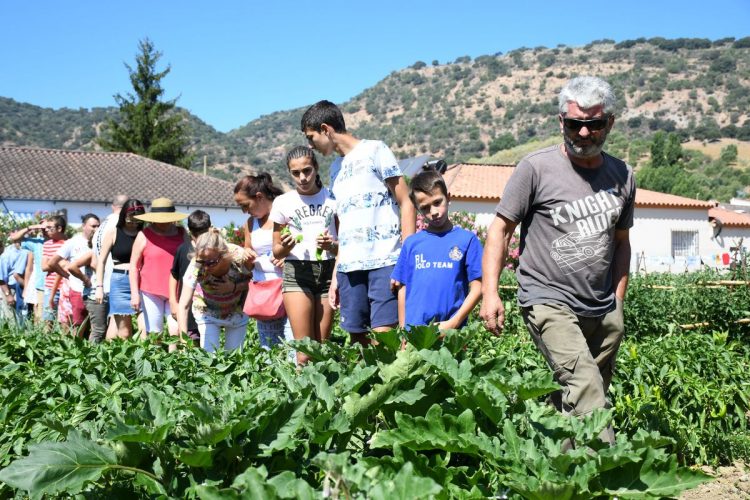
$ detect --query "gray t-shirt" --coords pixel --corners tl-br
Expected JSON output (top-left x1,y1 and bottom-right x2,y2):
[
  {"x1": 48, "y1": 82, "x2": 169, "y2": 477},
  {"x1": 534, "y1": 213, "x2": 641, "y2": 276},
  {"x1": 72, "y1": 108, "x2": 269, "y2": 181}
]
[{"x1": 496, "y1": 144, "x2": 635, "y2": 316}]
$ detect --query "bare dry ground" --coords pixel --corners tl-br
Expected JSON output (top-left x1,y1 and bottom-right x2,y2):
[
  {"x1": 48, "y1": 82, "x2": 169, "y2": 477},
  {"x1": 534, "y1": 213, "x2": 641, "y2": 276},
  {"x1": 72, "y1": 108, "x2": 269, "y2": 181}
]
[
  {"x1": 680, "y1": 462, "x2": 750, "y2": 499},
  {"x1": 683, "y1": 138, "x2": 750, "y2": 168}
]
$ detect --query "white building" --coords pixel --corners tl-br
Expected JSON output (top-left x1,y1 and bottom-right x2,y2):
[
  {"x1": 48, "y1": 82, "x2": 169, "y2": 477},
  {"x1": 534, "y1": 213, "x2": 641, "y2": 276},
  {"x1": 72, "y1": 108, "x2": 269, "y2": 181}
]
[
  {"x1": 0, "y1": 147, "x2": 246, "y2": 228},
  {"x1": 442, "y1": 163, "x2": 750, "y2": 273}
]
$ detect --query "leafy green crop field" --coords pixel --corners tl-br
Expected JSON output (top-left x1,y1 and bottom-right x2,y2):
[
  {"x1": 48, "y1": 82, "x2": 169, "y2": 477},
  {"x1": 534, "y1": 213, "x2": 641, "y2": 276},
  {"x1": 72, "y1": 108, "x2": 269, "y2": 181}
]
[{"x1": 1, "y1": 272, "x2": 749, "y2": 498}]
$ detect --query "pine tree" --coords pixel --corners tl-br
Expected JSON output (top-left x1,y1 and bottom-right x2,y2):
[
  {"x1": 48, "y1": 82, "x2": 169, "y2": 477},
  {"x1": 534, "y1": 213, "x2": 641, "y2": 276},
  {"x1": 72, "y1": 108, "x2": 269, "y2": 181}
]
[{"x1": 98, "y1": 38, "x2": 193, "y2": 168}]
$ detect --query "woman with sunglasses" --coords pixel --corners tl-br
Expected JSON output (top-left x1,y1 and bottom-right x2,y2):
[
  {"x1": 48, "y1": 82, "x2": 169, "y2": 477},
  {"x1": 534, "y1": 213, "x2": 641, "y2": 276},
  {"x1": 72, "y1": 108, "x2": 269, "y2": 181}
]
[
  {"x1": 177, "y1": 228, "x2": 255, "y2": 352},
  {"x1": 95, "y1": 199, "x2": 145, "y2": 340}
]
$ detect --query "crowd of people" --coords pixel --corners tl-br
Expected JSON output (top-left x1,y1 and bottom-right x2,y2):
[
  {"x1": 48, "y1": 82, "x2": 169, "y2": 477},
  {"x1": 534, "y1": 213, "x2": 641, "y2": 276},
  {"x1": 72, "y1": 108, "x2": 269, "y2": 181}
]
[{"x1": 1, "y1": 76, "x2": 634, "y2": 442}]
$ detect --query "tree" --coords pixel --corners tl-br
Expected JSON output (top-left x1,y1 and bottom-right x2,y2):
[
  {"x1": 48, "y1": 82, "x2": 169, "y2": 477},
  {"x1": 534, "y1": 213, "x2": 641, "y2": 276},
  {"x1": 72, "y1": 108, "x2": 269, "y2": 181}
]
[
  {"x1": 650, "y1": 131, "x2": 667, "y2": 168},
  {"x1": 665, "y1": 133, "x2": 683, "y2": 165},
  {"x1": 98, "y1": 38, "x2": 193, "y2": 168}
]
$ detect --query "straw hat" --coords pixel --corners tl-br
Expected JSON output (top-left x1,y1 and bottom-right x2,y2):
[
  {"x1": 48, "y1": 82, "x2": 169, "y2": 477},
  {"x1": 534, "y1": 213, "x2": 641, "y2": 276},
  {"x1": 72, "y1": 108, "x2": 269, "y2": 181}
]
[{"x1": 133, "y1": 198, "x2": 188, "y2": 223}]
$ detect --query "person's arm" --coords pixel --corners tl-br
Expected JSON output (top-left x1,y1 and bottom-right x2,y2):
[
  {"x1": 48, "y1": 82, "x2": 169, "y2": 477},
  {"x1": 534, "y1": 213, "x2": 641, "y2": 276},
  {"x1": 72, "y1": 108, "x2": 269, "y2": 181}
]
[
  {"x1": 67, "y1": 250, "x2": 93, "y2": 289},
  {"x1": 48, "y1": 274, "x2": 62, "y2": 309},
  {"x1": 386, "y1": 176, "x2": 416, "y2": 242},
  {"x1": 612, "y1": 229, "x2": 631, "y2": 300},
  {"x1": 243, "y1": 218, "x2": 253, "y2": 249},
  {"x1": 22, "y1": 251, "x2": 34, "y2": 290},
  {"x1": 439, "y1": 280, "x2": 482, "y2": 331},
  {"x1": 95, "y1": 228, "x2": 115, "y2": 304},
  {"x1": 177, "y1": 274, "x2": 196, "y2": 342},
  {"x1": 479, "y1": 215, "x2": 518, "y2": 334},
  {"x1": 129, "y1": 232, "x2": 147, "y2": 312},
  {"x1": 46, "y1": 253, "x2": 70, "y2": 279},
  {"x1": 272, "y1": 223, "x2": 296, "y2": 260},
  {"x1": 9, "y1": 224, "x2": 43, "y2": 243}
]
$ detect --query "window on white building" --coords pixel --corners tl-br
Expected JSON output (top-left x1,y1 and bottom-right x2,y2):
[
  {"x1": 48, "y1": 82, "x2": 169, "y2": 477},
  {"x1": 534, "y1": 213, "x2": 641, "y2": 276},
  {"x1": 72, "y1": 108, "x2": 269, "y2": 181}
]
[{"x1": 671, "y1": 230, "x2": 699, "y2": 257}]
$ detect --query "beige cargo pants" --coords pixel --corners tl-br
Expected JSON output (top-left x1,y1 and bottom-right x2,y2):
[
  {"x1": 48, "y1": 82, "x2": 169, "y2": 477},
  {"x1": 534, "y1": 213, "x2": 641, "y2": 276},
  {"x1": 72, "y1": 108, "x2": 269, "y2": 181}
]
[{"x1": 521, "y1": 298, "x2": 624, "y2": 445}]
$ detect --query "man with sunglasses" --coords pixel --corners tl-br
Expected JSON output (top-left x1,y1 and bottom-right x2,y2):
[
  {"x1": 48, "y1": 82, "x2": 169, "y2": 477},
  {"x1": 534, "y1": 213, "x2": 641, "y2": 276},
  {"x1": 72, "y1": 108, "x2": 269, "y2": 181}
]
[{"x1": 481, "y1": 76, "x2": 635, "y2": 447}]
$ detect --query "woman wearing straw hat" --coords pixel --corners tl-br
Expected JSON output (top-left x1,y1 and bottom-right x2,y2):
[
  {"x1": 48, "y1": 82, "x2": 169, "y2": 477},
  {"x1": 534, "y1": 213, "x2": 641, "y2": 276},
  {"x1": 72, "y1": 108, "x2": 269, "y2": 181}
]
[
  {"x1": 130, "y1": 198, "x2": 189, "y2": 344},
  {"x1": 95, "y1": 199, "x2": 146, "y2": 339}
]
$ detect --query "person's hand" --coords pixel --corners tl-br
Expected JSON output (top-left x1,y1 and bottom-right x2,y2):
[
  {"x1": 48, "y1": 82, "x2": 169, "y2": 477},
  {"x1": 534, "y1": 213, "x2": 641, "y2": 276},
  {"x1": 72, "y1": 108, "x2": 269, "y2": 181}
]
[
  {"x1": 48, "y1": 296, "x2": 55, "y2": 310},
  {"x1": 131, "y1": 293, "x2": 141, "y2": 312},
  {"x1": 83, "y1": 277, "x2": 92, "y2": 289},
  {"x1": 170, "y1": 300, "x2": 179, "y2": 319},
  {"x1": 438, "y1": 319, "x2": 457, "y2": 331},
  {"x1": 94, "y1": 287, "x2": 103, "y2": 304},
  {"x1": 316, "y1": 230, "x2": 336, "y2": 252},
  {"x1": 279, "y1": 229, "x2": 297, "y2": 249},
  {"x1": 479, "y1": 293, "x2": 505, "y2": 335},
  {"x1": 328, "y1": 279, "x2": 340, "y2": 310},
  {"x1": 270, "y1": 256, "x2": 285, "y2": 268},
  {"x1": 390, "y1": 278, "x2": 402, "y2": 293},
  {"x1": 242, "y1": 247, "x2": 258, "y2": 266},
  {"x1": 6, "y1": 293, "x2": 16, "y2": 307}
]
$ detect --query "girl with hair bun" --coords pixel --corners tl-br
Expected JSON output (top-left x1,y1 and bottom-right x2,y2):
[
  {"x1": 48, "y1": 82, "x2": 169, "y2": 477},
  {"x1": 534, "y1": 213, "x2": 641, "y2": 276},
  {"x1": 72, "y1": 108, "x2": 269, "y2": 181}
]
[
  {"x1": 270, "y1": 147, "x2": 338, "y2": 365},
  {"x1": 233, "y1": 173, "x2": 293, "y2": 353},
  {"x1": 176, "y1": 228, "x2": 256, "y2": 352}
]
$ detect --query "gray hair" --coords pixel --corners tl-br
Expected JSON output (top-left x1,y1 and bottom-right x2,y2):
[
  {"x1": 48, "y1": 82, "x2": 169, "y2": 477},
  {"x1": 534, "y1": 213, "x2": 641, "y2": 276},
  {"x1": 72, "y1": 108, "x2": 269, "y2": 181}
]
[
  {"x1": 194, "y1": 227, "x2": 228, "y2": 257},
  {"x1": 558, "y1": 76, "x2": 616, "y2": 115}
]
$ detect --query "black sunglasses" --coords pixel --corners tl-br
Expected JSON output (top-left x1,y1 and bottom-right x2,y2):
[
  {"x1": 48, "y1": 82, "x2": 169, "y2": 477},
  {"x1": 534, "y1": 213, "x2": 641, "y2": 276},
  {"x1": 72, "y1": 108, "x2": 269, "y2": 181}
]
[
  {"x1": 196, "y1": 257, "x2": 221, "y2": 268},
  {"x1": 562, "y1": 116, "x2": 610, "y2": 132}
]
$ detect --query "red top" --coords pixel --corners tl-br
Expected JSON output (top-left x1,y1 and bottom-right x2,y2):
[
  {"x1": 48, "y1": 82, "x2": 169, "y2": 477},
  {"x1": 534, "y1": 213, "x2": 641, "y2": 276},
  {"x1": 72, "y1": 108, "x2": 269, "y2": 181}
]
[{"x1": 139, "y1": 227, "x2": 185, "y2": 298}]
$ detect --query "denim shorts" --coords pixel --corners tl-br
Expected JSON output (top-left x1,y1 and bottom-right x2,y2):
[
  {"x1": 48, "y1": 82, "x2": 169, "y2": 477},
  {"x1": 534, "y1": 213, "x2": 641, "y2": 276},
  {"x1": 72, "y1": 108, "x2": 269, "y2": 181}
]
[
  {"x1": 42, "y1": 288, "x2": 60, "y2": 322},
  {"x1": 337, "y1": 265, "x2": 398, "y2": 334},
  {"x1": 108, "y1": 270, "x2": 135, "y2": 316},
  {"x1": 282, "y1": 260, "x2": 334, "y2": 297}
]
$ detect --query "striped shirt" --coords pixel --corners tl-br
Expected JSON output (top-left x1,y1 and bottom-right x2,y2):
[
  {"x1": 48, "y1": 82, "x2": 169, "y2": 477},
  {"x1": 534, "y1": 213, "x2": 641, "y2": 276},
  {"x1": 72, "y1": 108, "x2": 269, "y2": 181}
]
[{"x1": 42, "y1": 239, "x2": 66, "y2": 290}]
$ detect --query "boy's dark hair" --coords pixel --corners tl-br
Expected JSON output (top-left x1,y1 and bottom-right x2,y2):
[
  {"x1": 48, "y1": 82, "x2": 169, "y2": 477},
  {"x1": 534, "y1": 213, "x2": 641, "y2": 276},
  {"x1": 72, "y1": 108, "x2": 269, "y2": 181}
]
[
  {"x1": 234, "y1": 172, "x2": 283, "y2": 201},
  {"x1": 81, "y1": 213, "x2": 100, "y2": 225},
  {"x1": 286, "y1": 146, "x2": 323, "y2": 188},
  {"x1": 300, "y1": 100, "x2": 347, "y2": 133},
  {"x1": 116, "y1": 199, "x2": 145, "y2": 229},
  {"x1": 409, "y1": 170, "x2": 449, "y2": 208},
  {"x1": 187, "y1": 210, "x2": 211, "y2": 237},
  {"x1": 47, "y1": 214, "x2": 67, "y2": 232}
]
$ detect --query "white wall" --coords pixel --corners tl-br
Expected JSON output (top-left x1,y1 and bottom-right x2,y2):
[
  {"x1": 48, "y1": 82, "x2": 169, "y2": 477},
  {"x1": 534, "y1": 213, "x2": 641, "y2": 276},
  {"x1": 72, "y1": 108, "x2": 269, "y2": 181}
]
[{"x1": 1, "y1": 199, "x2": 246, "y2": 229}]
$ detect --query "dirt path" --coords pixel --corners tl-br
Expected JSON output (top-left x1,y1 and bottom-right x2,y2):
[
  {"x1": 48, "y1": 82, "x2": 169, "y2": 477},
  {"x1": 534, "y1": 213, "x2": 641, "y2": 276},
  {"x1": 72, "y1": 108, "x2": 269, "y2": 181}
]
[{"x1": 680, "y1": 462, "x2": 750, "y2": 499}]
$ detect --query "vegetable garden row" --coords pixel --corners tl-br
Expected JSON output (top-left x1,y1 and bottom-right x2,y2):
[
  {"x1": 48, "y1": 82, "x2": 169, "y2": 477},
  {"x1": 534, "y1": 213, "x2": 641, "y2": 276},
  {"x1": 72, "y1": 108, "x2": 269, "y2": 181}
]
[{"x1": 0, "y1": 271, "x2": 748, "y2": 498}]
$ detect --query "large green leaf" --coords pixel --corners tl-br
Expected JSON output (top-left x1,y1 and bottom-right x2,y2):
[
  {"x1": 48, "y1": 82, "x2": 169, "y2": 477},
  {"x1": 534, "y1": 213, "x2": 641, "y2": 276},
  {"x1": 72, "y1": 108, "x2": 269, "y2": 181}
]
[
  {"x1": 367, "y1": 462, "x2": 443, "y2": 499},
  {"x1": 0, "y1": 434, "x2": 117, "y2": 494}
]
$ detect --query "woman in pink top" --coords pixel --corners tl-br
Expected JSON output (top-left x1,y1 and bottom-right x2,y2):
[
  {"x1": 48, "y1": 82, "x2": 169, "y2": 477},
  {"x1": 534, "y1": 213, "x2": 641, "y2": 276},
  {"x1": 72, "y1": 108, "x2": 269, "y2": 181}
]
[{"x1": 130, "y1": 198, "x2": 188, "y2": 341}]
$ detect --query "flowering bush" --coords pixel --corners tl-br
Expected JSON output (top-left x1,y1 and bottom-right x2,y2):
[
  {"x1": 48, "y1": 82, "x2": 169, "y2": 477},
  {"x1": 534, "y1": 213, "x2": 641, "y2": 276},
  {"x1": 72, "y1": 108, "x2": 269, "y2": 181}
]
[{"x1": 222, "y1": 222, "x2": 245, "y2": 246}]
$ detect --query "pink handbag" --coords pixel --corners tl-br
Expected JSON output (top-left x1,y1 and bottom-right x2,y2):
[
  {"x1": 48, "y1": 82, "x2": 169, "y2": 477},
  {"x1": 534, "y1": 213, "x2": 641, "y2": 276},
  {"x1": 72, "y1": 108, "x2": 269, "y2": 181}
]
[{"x1": 243, "y1": 278, "x2": 286, "y2": 321}]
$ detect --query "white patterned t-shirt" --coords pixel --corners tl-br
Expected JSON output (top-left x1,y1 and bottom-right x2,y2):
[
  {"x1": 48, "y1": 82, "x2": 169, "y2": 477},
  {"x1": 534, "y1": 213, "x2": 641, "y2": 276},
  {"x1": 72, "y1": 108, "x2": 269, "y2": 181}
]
[{"x1": 329, "y1": 139, "x2": 403, "y2": 273}]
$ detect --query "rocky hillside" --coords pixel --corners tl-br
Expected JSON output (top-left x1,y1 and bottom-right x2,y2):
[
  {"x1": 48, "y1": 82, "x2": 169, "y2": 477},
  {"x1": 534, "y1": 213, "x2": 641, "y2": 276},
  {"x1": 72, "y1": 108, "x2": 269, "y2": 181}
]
[{"x1": 2, "y1": 36, "x2": 749, "y2": 185}]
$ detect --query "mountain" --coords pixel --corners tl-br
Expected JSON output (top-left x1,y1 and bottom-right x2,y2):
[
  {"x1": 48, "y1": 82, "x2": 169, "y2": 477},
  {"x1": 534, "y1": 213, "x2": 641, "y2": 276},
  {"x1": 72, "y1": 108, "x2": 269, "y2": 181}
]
[{"x1": 2, "y1": 36, "x2": 750, "y2": 196}]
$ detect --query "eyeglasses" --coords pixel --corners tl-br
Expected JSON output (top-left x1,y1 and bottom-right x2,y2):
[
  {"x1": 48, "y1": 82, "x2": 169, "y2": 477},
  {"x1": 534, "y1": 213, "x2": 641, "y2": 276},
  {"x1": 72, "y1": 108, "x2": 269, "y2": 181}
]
[
  {"x1": 196, "y1": 258, "x2": 221, "y2": 268},
  {"x1": 562, "y1": 116, "x2": 610, "y2": 132}
]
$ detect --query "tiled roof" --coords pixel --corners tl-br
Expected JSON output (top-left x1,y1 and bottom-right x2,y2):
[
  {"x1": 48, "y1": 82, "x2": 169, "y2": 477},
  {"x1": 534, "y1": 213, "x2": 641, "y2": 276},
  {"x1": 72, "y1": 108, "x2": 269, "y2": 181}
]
[
  {"x1": 442, "y1": 163, "x2": 515, "y2": 200},
  {"x1": 709, "y1": 207, "x2": 750, "y2": 228},
  {"x1": 634, "y1": 189, "x2": 714, "y2": 209},
  {"x1": 0, "y1": 147, "x2": 237, "y2": 208},
  {"x1": 443, "y1": 163, "x2": 716, "y2": 210}
]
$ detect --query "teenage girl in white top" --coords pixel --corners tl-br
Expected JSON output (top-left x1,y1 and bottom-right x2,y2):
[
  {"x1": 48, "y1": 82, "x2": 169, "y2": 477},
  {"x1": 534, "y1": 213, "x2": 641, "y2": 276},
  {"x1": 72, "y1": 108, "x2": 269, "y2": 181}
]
[
  {"x1": 270, "y1": 147, "x2": 338, "y2": 365},
  {"x1": 233, "y1": 173, "x2": 293, "y2": 351}
]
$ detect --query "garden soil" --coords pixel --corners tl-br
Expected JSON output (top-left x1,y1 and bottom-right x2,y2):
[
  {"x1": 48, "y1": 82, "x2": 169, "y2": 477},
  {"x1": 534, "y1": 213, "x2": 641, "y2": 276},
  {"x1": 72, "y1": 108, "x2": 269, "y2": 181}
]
[{"x1": 680, "y1": 462, "x2": 750, "y2": 499}]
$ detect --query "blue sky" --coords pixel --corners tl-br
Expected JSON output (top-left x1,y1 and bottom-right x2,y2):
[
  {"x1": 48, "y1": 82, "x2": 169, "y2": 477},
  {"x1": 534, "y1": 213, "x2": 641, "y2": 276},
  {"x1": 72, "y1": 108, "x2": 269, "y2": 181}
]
[{"x1": 2, "y1": 0, "x2": 749, "y2": 132}]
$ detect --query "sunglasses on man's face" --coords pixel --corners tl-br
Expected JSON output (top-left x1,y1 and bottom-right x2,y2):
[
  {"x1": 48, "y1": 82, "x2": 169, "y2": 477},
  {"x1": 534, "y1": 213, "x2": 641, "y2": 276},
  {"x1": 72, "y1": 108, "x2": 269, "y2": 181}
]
[{"x1": 562, "y1": 116, "x2": 610, "y2": 132}]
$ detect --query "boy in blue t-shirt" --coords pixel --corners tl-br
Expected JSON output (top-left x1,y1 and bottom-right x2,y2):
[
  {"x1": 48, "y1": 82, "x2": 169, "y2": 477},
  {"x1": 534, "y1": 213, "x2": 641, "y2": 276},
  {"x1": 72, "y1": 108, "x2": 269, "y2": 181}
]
[{"x1": 391, "y1": 170, "x2": 483, "y2": 329}]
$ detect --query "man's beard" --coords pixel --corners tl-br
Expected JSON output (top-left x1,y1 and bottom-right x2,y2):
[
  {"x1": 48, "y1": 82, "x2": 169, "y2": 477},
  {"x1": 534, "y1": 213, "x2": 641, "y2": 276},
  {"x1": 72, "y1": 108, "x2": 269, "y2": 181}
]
[{"x1": 563, "y1": 130, "x2": 608, "y2": 158}]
